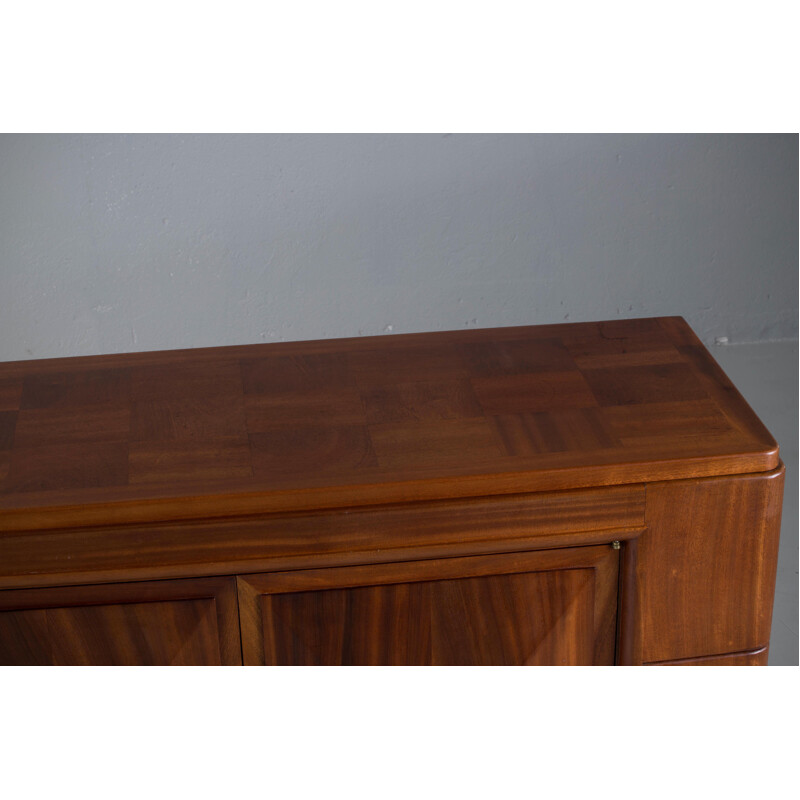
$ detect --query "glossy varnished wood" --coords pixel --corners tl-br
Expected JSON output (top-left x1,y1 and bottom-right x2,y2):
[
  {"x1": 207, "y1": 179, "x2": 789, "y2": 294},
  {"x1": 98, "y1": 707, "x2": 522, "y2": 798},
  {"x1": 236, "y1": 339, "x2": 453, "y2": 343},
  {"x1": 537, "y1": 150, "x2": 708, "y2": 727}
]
[
  {"x1": 635, "y1": 465, "x2": 784, "y2": 664},
  {"x1": 0, "y1": 576, "x2": 241, "y2": 665},
  {"x1": 0, "y1": 317, "x2": 778, "y2": 532},
  {"x1": 0, "y1": 485, "x2": 644, "y2": 590},
  {"x1": 646, "y1": 646, "x2": 769, "y2": 666},
  {"x1": 0, "y1": 317, "x2": 784, "y2": 666},
  {"x1": 614, "y1": 537, "x2": 641, "y2": 666},
  {"x1": 237, "y1": 546, "x2": 620, "y2": 665}
]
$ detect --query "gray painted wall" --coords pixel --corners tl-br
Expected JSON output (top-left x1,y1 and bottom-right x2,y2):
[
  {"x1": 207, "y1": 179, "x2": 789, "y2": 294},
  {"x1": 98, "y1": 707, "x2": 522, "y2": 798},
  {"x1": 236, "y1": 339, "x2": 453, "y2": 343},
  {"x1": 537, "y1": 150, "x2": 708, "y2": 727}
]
[{"x1": 1, "y1": 133, "x2": 796, "y2": 362}]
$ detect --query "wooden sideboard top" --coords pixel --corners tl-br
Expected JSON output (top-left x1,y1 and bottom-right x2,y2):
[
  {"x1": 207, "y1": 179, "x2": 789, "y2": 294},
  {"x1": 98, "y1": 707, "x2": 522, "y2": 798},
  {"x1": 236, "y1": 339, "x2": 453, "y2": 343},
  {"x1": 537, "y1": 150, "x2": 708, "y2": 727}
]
[{"x1": 0, "y1": 316, "x2": 778, "y2": 531}]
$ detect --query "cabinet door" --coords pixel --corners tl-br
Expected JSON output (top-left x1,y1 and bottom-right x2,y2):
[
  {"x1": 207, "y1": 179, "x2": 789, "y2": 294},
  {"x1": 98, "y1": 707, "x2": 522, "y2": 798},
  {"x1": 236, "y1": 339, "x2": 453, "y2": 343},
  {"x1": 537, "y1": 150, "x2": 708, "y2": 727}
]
[
  {"x1": 0, "y1": 576, "x2": 241, "y2": 665},
  {"x1": 238, "y1": 546, "x2": 620, "y2": 665}
]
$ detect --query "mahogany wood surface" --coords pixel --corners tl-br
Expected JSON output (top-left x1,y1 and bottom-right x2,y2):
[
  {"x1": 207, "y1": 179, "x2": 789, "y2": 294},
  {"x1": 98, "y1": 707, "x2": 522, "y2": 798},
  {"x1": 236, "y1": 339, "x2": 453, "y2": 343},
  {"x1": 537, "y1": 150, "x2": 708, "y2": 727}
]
[
  {"x1": 614, "y1": 537, "x2": 641, "y2": 666},
  {"x1": 0, "y1": 317, "x2": 784, "y2": 666},
  {"x1": 636, "y1": 466, "x2": 784, "y2": 664},
  {"x1": 0, "y1": 316, "x2": 778, "y2": 532},
  {"x1": 0, "y1": 485, "x2": 643, "y2": 591},
  {"x1": 237, "y1": 546, "x2": 619, "y2": 665},
  {"x1": 0, "y1": 576, "x2": 241, "y2": 665},
  {"x1": 646, "y1": 646, "x2": 769, "y2": 666}
]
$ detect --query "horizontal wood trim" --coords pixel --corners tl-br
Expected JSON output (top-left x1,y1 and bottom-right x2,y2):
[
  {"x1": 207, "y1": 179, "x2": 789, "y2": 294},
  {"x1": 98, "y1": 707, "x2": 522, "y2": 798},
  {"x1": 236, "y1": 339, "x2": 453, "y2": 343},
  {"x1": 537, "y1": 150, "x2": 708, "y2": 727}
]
[
  {"x1": 0, "y1": 485, "x2": 644, "y2": 590},
  {"x1": 645, "y1": 645, "x2": 769, "y2": 666},
  {"x1": 238, "y1": 545, "x2": 619, "y2": 594},
  {"x1": 0, "y1": 527, "x2": 645, "y2": 592},
  {"x1": 0, "y1": 450, "x2": 775, "y2": 533}
]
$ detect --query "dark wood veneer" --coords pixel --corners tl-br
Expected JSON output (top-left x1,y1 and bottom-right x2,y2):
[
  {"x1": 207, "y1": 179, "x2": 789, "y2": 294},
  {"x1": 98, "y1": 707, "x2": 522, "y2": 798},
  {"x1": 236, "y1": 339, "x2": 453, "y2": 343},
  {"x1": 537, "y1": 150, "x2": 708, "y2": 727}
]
[
  {"x1": 238, "y1": 547, "x2": 619, "y2": 666},
  {"x1": 0, "y1": 316, "x2": 777, "y2": 531},
  {"x1": 637, "y1": 467, "x2": 784, "y2": 664},
  {"x1": 0, "y1": 485, "x2": 643, "y2": 590},
  {"x1": 646, "y1": 646, "x2": 769, "y2": 666},
  {"x1": 0, "y1": 577, "x2": 241, "y2": 665},
  {"x1": 0, "y1": 317, "x2": 784, "y2": 665}
]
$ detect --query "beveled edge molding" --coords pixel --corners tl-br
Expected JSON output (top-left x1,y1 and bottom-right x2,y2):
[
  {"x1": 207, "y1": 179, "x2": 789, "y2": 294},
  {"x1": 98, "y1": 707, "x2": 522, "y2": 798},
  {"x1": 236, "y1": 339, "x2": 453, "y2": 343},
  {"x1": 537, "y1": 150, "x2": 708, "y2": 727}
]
[
  {"x1": 0, "y1": 484, "x2": 645, "y2": 591},
  {"x1": 0, "y1": 457, "x2": 776, "y2": 534},
  {"x1": 644, "y1": 645, "x2": 769, "y2": 666}
]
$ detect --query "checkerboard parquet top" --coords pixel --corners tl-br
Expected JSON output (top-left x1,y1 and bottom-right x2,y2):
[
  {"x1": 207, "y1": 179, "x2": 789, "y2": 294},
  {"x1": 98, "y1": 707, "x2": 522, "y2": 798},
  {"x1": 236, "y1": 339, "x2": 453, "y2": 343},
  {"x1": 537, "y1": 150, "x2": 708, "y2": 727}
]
[{"x1": 0, "y1": 317, "x2": 779, "y2": 530}]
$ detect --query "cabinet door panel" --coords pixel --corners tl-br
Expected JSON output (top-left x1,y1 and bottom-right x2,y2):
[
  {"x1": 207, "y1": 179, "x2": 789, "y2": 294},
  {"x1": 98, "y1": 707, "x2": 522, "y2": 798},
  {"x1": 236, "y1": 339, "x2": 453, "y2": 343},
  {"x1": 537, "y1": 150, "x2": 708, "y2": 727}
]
[
  {"x1": 239, "y1": 546, "x2": 619, "y2": 665},
  {"x1": 0, "y1": 577, "x2": 241, "y2": 665}
]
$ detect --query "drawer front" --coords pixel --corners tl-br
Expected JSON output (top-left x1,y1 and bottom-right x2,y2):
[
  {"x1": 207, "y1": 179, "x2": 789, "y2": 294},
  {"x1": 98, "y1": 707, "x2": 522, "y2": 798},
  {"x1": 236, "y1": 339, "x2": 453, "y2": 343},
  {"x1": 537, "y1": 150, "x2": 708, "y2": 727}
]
[
  {"x1": 638, "y1": 468, "x2": 783, "y2": 663},
  {"x1": 238, "y1": 545, "x2": 620, "y2": 666},
  {"x1": 0, "y1": 576, "x2": 241, "y2": 665}
]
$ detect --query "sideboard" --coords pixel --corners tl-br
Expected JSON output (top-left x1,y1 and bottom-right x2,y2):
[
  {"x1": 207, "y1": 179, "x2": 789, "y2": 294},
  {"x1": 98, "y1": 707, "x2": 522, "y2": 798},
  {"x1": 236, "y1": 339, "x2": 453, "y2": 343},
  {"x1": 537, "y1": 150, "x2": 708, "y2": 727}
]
[{"x1": 0, "y1": 317, "x2": 784, "y2": 665}]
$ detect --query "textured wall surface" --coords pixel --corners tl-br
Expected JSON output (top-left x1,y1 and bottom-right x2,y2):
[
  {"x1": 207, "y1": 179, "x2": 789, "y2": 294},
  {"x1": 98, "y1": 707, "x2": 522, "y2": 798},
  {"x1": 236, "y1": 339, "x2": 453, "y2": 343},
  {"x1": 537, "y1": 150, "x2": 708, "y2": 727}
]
[{"x1": 0, "y1": 133, "x2": 796, "y2": 362}]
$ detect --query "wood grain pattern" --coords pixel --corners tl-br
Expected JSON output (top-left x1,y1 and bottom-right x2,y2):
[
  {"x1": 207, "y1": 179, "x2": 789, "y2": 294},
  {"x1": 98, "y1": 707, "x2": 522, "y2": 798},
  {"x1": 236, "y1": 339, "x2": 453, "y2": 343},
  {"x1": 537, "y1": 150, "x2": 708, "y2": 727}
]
[
  {"x1": 581, "y1": 363, "x2": 707, "y2": 406},
  {"x1": 0, "y1": 378, "x2": 23, "y2": 411},
  {"x1": 0, "y1": 576, "x2": 241, "y2": 665},
  {"x1": 0, "y1": 317, "x2": 779, "y2": 532},
  {"x1": 0, "y1": 411, "x2": 18, "y2": 449},
  {"x1": 238, "y1": 546, "x2": 619, "y2": 665},
  {"x1": 20, "y1": 368, "x2": 129, "y2": 409},
  {"x1": 0, "y1": 450, "x2": 10, "y2": 485},
  {"x1": 636, "y1": 465, "x2": 784, "y2": 664},
  {"x1": 646, "y1": 646, "x2": 769, "y2": 666},
  {"x1": 0, "y1": 486, "x2": 644, "y2": 590},
  {"x1": 6, "y1": 442, "x2": 129, "y2": 494},
  {"x1": 615, "y1": 537, "x2": 641, "y2": 666},
  {"x1": 0, "y1": 317, "x2": 783, "y2": 667}
]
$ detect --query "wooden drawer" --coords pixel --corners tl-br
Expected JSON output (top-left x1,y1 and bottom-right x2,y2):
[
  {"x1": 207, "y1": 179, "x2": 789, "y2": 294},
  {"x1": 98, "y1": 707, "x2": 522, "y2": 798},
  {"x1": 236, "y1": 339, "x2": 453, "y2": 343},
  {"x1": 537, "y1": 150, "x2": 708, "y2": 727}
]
[{"x1": 637, "y1": 469, "x2": 784, "y2": 663}]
